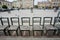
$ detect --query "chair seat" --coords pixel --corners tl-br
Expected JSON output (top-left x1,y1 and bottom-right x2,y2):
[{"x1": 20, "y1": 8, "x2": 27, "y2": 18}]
[
  {"x1": 20, "y1": 25, "x2": 32, "y2": 30},
  {"x1": 44, "y1": 25, "x2": 57, "y2": 30},
  {"x1": 33, "y1": 25, "x2": 43, "y2": 30},
  {"x1": 0, "y1": 25, "x2": 8, "y2": 30},
  {"x1": 8, "y1": 25, "x2": 18, "y2": 30}
]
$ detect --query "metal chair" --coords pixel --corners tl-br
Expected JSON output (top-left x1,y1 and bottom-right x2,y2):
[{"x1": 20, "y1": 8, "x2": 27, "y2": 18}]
[
  {"x1": 20, "y1": 17, "x2": 31, "y2": 36},
  {"x1": 8, "y1": 17, "x2": 20, "y2": 36},
  {"x1": 54, "y1": 17, "x2": 60, "y2": 36},
  {"x1": 0, "y1": 17, "x2": 9, "y2": 36},
  {"x1": 32, "y1": 17, "x2": 43, "y2": 37},
  {"x1": 43, "y1": 17, "x2": 57, "y2": 36}
]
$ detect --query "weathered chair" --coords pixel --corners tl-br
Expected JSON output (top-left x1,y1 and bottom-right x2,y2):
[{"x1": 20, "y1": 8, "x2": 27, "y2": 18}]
[
  {"x1": 43, "y1": 17, "x2": 57, "y2": 36},
  {"x1": 32, "y1": 17, "x2": 43, "y2": 37},
  {"x1": 54, "y1": 17, "x2": 60, "y2": 36},
  {"x1": 20, "y1": 17, "x2": 32, "y2": 36},
  {"x1": 8, "y1": 17, "x2": 20, "y2": 36},
  {"x1": 0, "y1": 17, "x2": 9, "y2": 36}
]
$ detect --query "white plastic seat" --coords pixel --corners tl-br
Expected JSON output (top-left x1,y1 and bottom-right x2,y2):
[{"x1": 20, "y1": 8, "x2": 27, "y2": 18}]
[
  {"x1": 0, "y1": 25, "x2": 8, "y2": 30},
  {"x1": 33, "y1": 25, "x2": 43, "y2": 30},
  {"x1": 8, "y1": 25, "x2": 18, "y2": 30},
  {"x1": 20, "y1": 25, "x2": 32, "y2": 30}
]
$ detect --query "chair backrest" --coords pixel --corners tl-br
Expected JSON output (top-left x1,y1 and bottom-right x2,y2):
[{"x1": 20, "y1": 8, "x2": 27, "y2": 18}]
[
  {"x1": 0, "y1": 18, "x2": 2, "y2": 25},
  {"x1": 32, "y1": 17, "x2": 41, "y2": 26},
  {"x1": 54, "y1": 17, "x2": 60, "y2": 27},
  {"x1": 1, "y1": 17, "x2": 9, "y2": 26},
  {"x1": 21, "y1": 17, "x2": 30, "y2": 26},
  {"x1": 10, "y1": 17, "x2": 19, "y2": 26},
  {"x1": 43, "y1": 17, "x2": 52, "y2": 25}
]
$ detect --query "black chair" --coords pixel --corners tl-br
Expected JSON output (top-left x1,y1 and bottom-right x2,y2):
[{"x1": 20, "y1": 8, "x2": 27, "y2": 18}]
[
  {"x1": 8, "y1": 17, "x2": 20, "y2": 36},
  {"x1": 0, "y1": 17, "x2": 9, "y2": 36},
  {"x1": 32, "y1": 17, "x2": 43, "y2": 37},
  {"x1": 54, "y1": 17, "x2": 60, "y2": 36},
  {"x1": 43, "y1": 17, "x2": 57, "y2": 36},
  {"x1": 20, "y1": 17, "x2": 31, "y2": 36}
]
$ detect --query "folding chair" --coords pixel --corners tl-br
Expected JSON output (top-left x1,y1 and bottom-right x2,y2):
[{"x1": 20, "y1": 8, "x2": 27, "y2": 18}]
[
  {"x1": 0, "y1": 17, "x2": 9, "y2": 36},
  {"x1": 54, "y1": 17, "x2": 60, "y2": 36},
  {"x1": 8, "y1": 17, "x2": 20, "y2": 36},
  {"x1": 43, "y1": 17, "x2": 57, "y2": 36},
  {"x1": 32, "y1": 17, "x2": 43, "y2": 37},
  {"x1": 20, "y1": 17, "x2": 31, "y2": 36}
]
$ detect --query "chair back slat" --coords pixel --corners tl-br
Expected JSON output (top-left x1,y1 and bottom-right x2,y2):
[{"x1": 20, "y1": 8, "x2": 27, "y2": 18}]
[
  {"x1": 54, "y1": 17, "x2": 60, "y2": 28},
  {"x1": 43, "y1": 17, "x2": 52, "y2": 25},
  {"x1": 32, "y1": 17, "x2": 41, "y2": 26},
  {"x1": 21, "y1": 17, "x2": 30, "y2": 26},
  {"x1": 11, "y1": 17, "x2": 19, "y2": 26},
  {"x1": 1, "y1": 17, "x2": 9, "y2": 26}
]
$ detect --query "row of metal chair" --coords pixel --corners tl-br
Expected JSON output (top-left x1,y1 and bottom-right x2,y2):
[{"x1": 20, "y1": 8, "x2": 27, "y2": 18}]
[{"x1": 0, "y1": 17, "x2": 60, "y2": 36}]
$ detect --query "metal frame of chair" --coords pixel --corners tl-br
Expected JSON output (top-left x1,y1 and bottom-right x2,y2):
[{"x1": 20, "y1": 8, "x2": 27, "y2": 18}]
[
  {"x1": 20, "y1": 17, "x2": 30, "y2": 36},
  {"x1": 43, "y1": 17, "x2": 57, "y2": 36},
  {"x1": 54, "y1": 17, "x2": 60, "y2": 26},
  {"x1": 54, "y1": 17, "x2": 60, "y2": 36},
  {"x1": 32, "y1": 17, "x2": 43, "y2": 36},
  {"x1": 8, "y1": 17, "x2": 20, "y2": 36},
  {"x1": 0, "y1": 17, "x2": 9, "y2": 36}
]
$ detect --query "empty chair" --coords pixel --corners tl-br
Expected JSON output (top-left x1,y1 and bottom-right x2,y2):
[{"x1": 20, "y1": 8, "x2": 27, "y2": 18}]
[
  {"x1": 32, "y1": 17, "x2": 43, "y2": 37},
  {"x1": 20, "y1": 17, "x2": 32, "y2": 36},
  {"x1": 54, "y1": 17, "x2": 60, "y2": 36},
  {"x1": 0, "y1": 17, "x2": 9, "y2": 36},
  {"x1": 8, "y1": 17, "x2": 20, "y2": 36},
  {"x1": 43, "y1": 17, "x2": 57, "y2": 36}
]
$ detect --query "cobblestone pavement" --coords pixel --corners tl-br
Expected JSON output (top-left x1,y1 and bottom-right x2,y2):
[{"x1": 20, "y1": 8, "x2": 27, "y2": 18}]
[{"x1": 0, "y1": 36, "x2": 60, "y2": 40}]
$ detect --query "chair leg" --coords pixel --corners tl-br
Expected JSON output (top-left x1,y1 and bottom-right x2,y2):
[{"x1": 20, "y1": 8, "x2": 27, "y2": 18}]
[
  {"x1": 46, "y1": 30, "x2": 48, "y2": 36},
  {"x1": 57, "y1": 29, "x2": 60, "y2": 36},
  {"x1": 46, "y1": 30, "x2": 51, "y2": 36},
  {"x1": 46, "y1": 30, "x2": 50, "y2": 36},
  {"x1": 20, "y1": 30, "x2": 30, "y2": 36},
  {"x1": 33, "y1": 30, "x2": 34, "y2": 36},
  {"x1": 19, "y1": 27, "x2": 20, "y2": 31},
  {"x1": 46, "y1": 30, "x2": 54, "y2": 36},
  {"x1": 53, "y1": 30, "x2": 56, "y2": 35},
  {"x1": 26, "y1": 30, "x2": 30, "y2": 36},
  {"x1": 16, "y1": 30, "x2": 18, "y2": 36},
  {"x1": 20, "y1": 31, "x2": 22, "y2": 36},
  {"x1": 57, "y1": 31, "x2": 60, "y2": 36},
  {"x1": 29, "y1": 31, "x2": 30, "y2": 36},
  {"x1": 41, "y1": 30, "x2": 43, "y2": 36},
  {"x1": 4, "y1": 30, "x2": 7, "y2": 36},
  {"x1": 8, "y1": 30, "x2": 11, "y2": 36}
]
